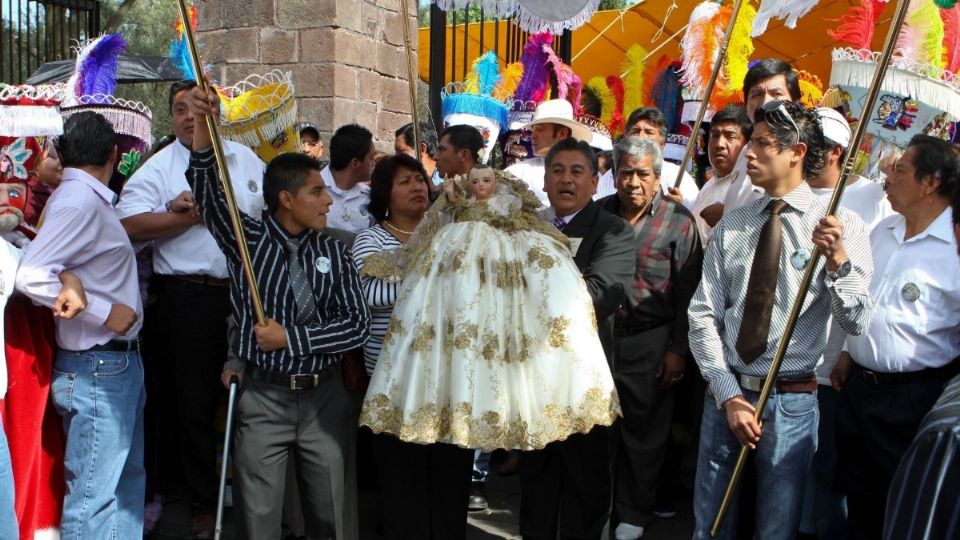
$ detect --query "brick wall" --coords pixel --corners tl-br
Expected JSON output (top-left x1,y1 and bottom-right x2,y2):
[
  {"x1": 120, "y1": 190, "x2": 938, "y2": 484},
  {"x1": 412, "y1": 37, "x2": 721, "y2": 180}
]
[{"x1": 196, "y1": 0, "x2": 417, "y2": 149}]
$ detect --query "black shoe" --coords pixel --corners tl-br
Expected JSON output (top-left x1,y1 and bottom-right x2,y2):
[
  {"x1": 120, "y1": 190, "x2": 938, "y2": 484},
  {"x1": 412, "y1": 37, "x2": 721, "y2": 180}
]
[
  {"x1": 653, "y1": 500, "x2": 677, "y2": 519},
  {"x1": 468, "y1": 483, "x2": 489, "y2": 511}
]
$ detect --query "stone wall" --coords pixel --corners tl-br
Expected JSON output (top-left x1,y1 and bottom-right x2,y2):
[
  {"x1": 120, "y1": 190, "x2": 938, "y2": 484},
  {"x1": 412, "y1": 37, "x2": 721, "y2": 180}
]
[{"x1": 196, "y1": 0, "x2": 418, "y2": 148}]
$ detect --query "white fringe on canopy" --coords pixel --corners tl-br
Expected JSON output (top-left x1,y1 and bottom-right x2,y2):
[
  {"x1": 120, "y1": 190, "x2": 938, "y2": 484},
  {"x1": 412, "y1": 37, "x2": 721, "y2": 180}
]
[
  {"x1": 433, "y1": 0, "x2": 601, "y2": 34},
  {"x1": 60, "y1": 94, "x2": 153, "y2": 144},
  {"x1": 829, "y1": 47, "x2": 960, "y2": 115}
]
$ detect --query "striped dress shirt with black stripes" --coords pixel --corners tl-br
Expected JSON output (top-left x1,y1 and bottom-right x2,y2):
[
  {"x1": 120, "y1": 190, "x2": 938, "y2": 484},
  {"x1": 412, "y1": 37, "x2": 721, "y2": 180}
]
[
  {"x1": 688, "y1": 182, "x2": 874, "y2": 406},
  {"x1": 189, "y1": 149, "x2": 371, "y2": 375}
]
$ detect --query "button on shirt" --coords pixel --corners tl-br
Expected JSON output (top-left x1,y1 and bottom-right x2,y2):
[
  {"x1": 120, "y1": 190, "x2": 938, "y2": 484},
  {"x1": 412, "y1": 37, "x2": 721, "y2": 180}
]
[
  {"x1": 16, "y1": 169, "x2": 143, "y2": 350},
  {"x1": 190, "y1": 150, "x2": 371, "y2": 374},
  {"x1": 688, "y1": 182, "x2": 874, "y2": 406},
  {"x1": 321, "y1": 165, "x2": 373, "y2": 235},
  {"x1": 116, "y1": 140, "x2": 265, "y2": 278},
  {"x1": 846, "y1": 208, "x2": 960, "y2": 373}
]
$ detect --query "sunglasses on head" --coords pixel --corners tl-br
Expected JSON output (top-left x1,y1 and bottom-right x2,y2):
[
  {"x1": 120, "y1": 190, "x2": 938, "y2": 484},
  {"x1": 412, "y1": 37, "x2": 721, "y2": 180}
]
[{"x1": 758, "y1": 100, "x2": 801, "y2": 144}]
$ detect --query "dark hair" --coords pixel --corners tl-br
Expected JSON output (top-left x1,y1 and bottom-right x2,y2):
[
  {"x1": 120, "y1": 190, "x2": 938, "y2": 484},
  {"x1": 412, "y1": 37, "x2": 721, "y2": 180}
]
[
  {"x1": 329, "y1": 124, "x2": 373, "y2": 171},
  {"x1": 753, "y1": 101, "x2": 826, "y2": 179},
  {"x1": 743, "y1": 59, "x2": 802, "y2": 103},
  {"x1": 168, "y1": 79, "x2": 198, "y2": 113},
  {"x1": 59, "y1": 111, "x2": 117, "y2": 168},
  {"x1": 625, "y1": 107, "x2": 669, "y2": 139},
  {"x1": 440, "y1": 124, "x2": 484, "y2": 164},
  {"x1": 545, "y1": 137, "x2": 598, "y2": 176},
  {"x1": 299, "y1": 123, "x2": 320, "y2": 140},
  {"x1": 395, "y1": 121, "x2": 439, "y2": 156},
  {"x1": 263, "y1": 152, "x2": 323, "y2": 213},
  {"x1": 906, "y1": 135, "x2": 960, "y2": 198},
  {"x1": 367, "y1": 153, "x2": 429, "y2": 221},
  {"x1": 710, "y1": 105, "x2": 753, "y2": 140}
]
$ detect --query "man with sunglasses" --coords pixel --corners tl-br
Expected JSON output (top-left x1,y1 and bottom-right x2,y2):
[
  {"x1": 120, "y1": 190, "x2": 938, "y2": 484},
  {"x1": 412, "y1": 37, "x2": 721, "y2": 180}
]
[{"x1": 688, "y1": 100, "x2": 873, "y2": 540}]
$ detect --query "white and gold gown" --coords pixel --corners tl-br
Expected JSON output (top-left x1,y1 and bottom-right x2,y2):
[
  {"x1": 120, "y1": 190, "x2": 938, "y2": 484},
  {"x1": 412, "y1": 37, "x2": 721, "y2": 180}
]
[{"x1": 358, "y1": 171, "x2": 620, "y2": 451}]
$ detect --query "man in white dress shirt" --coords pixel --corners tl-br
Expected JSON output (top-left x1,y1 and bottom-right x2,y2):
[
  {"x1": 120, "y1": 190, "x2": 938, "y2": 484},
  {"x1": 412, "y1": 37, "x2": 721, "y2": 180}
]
[
  {"x1": 832, "y1": 135, "x2": 960, "y2": 540},
  {"x1": 321, "y1": 124, "x2": 376, "y2": 234},
  {"x1": 505, "y1": 99, "x2": 593, "y2": 207},
  {"x1": 116, "y1": 80, "x2": 265, "y2": 536},
  {"x1": 690, "y1": 106, "x2": 751, "y2": 244}
]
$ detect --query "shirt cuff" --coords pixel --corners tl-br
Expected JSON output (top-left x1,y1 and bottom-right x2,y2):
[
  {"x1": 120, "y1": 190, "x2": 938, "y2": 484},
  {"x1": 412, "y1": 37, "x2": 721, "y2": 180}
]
[
  {"x1": 81, "y1": 296, "x2": 112, "y2": 327},
  {"x1": 223, "y1": 358, "x2": 245, "y2": 374},
  {"x1": 709, "y1": 372, "x2": 743, "y2": 408}
]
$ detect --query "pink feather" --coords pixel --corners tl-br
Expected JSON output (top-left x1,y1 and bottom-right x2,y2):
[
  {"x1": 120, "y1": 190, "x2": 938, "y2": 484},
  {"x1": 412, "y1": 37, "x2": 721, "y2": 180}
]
[
  {"x1": 944, "y1": 7, "x2": 960, "y2": 72},
  {"x1": 544, "y1": 46, "x2": 571, "y2": 99},
  {"x1": 827, "y1": 0, "x2": 887, "y2": 50}
]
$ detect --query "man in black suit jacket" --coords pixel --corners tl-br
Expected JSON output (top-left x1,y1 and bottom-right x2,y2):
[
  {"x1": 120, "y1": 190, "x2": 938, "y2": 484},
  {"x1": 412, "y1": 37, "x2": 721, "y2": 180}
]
[{"x1": 519, "y1": 137, "x2": 636, "y2": 540}]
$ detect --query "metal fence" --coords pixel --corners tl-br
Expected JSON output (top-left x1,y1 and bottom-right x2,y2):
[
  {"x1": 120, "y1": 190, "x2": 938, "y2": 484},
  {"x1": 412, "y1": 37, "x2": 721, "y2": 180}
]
[
  {"x1": 427, "y1": 4, "x2": 572, "y2": 127},
  {"x1": 1, "y1": 0, "x2": 100, "y2": 85}
]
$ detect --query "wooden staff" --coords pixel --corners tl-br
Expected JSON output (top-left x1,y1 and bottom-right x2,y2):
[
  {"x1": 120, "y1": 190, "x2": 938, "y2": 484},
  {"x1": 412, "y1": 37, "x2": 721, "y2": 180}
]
[
  {"x1": 400, "y1": 0, "x2": 422, "y2": 162},
  {"x1": 672, "y1": 0, "x2": 746, "y2": 190},
  {"x1": 175, "y1": 0, "x2": 266, "y2": 325},
  {"x1": 709, "y1": 0, "x2": 913, "y2": 535}
]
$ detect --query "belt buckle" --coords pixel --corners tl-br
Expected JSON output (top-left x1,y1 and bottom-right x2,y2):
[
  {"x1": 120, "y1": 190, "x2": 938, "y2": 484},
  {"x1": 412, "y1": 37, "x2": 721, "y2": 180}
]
[
  {"x1": 739, "y1": 374, "x2": 762, "y2": 392},
  {"x1": 289, "y1": 373, "x2": 319, "y2": 390},
  {"x1": 862, "y1": 369, "x2": 880, "y2": 385}
]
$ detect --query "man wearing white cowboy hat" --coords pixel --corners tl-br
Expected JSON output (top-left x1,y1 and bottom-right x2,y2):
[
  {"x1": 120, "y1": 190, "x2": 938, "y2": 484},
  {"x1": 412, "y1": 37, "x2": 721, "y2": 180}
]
[{"x1": 506, "y1": 99, "x2": 593, "y2": 207}]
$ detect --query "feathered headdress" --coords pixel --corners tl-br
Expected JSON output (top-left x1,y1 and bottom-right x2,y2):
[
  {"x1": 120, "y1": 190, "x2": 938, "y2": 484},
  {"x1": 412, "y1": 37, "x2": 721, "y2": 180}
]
[
  {"x1": 680, "y1": 1, "x2": 756, "y2": 110},
  {"x1": 587, "y1": 76, "x2": 615, "y2": 134},
  {"x1": 621, "y1": 44, "x2": 648, "y2": 119},
  {"x1": 944, "y1": 6, "x2": 960, "y2": 72},
  {"x1": 796, "y1": 70, "x2": 825, "y2": 107},
  {"x1": 752, "y1": 0, "x2": 820, "y2": 37},
  {"x1": 64, "y1": 33, "x2": 126, "y2": 103},
  {"x1": 827, "y1": 0, "x2": 887, "y2": 52},
  {"x1": 895, "y1": 0, "x2": 945, "y2": 70},
  {"x1": 514, "y1": 32, "x2": 554, "y2": 104},
  {"x1": 650, "y1": 61, "x2": 683, "y2": 135},
  {"x1": 606, "y1": 75, "x2": 625, "y2": 137},
  {"x1": 679, "y1": 2, "x2": 723, "y2": 99},
  {"x1": 169, "y1": 6, "x2": 199, "y2": 80},
  {"x1": 494, "y1": 62, "x2": 524, "y2": 101},
  {"x1": 642, "y1": 55, "x2": 672, "y2": 110},
  {"x1": 464, "y1": 51, "x2": 503, "y2": 95}
]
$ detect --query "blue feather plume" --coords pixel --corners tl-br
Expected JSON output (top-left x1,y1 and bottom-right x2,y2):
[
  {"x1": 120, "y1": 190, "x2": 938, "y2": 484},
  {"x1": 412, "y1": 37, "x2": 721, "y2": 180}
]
[
  {"x1": 77, "y1": 34, "x2": 127, "y2": 98},
  {"x1": 650, "y1": 65, "x2": 681, "y2": 134},
  {"x1": 472, "y1": 51, "x2": 501, "y2": 96},
  {"x1": 169, "y1": 35, "x2": 196, "y2": 81}
]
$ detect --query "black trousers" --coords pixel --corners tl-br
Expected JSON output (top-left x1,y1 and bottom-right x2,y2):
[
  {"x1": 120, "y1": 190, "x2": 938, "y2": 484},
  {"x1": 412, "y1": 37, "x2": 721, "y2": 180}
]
[
  {"x1": 519, "y1": 426, "x2": 611, "y2": 540},
  {"x1": 610, "y1": 325, "x2": 675, "y2": 528},
  {"x1": 156, "y1": 276, "x2": 230, "y2": 511},
  {"x1": 373, "y1": 434, "x2": 473, "y2": 540},
  {"x1": 836, "y1": 366, "x2": 946, "y2": 540}
]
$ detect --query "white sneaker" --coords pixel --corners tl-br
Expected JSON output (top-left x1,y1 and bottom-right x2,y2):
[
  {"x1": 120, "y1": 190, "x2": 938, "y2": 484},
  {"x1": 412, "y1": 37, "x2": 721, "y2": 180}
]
[{"x1": 614, "y1": 522, "x2": 645, "y2": 540}]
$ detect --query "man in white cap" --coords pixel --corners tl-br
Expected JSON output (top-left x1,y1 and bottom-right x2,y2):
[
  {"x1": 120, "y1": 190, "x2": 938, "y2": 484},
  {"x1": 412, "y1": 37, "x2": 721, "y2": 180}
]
[{"x1": 506, "y1": 99, "x2": 593, "y2": 206}]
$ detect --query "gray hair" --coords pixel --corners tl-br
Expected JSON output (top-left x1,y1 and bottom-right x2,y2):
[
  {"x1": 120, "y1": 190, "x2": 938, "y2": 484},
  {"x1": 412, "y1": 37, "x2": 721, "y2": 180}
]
[{"x1": 613, "y1": 136, "x2": 663, "y2": 177}]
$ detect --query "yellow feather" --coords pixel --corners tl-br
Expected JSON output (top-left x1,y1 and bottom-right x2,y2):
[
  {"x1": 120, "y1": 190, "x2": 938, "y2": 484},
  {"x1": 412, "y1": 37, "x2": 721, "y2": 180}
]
[
  {"x1": 621, "y1": 44, "x2": 648, "y2": 120},
  {"x1": 724, "y1": 2, "x2": 757, "y2": 96},
  {"x1": 494, "y1": 62, "x2": 524, "y2": 101},
  {"x1": 588, "y1": 76, "x2": 615, "y2": 130}
]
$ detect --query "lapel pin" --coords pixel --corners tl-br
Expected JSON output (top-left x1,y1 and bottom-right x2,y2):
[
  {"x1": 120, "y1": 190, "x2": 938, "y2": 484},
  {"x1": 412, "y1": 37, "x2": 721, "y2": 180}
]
[
  {"x1": 315, "y1": 256, "x2": 331, "y2": 274},
  {"x1": 901, "y1": 282, "x2": 921, "y2": 302},
  {"x1": 790, "y1": 248, "x2": 811, "y2": 269}
]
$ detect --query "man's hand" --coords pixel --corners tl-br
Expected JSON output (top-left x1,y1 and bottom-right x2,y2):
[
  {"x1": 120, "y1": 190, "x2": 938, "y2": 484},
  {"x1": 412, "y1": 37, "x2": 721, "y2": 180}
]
[
  {"x1": 812, "y1": 215, "x2": 848, "y2": 270},
  {"x1": 665, "y1": 186, "x2": 684, "y2": 205},
  {"x1": 221, "y1": 369, "x2": 243, "y2": 390},
  {"x1": 656, "y1": 350, "x2": 687, "y2": 390},
  {"x1": 104, "y1": 304, "x2": 138, "y2": 335},
  {"x1": 55, "y1": 272, "x2": 86, "y2": 319},
  {"x1": 168, "y1": 190, "x2": 196, "y2": 213},
  {"x1": 699, "y1": 203, "x2": 725, "y2": 227},
  {"x1": 830, "y1": 352, "x2": 853, "y2": 392},
  {"x1": 187, "y1": 83, "x2": 221, "y2": 118},
  {"x1": 253, "y1": 319, "x2": 288, "y2": 352},
  {"x1": 723, "y1": 395, "x2": 762, "y2": 449}
]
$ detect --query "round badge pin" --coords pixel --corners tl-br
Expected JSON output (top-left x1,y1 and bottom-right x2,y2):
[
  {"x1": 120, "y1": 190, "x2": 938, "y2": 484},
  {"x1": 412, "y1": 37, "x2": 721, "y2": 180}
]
[
  {"x1": 247, "y1": 179, "x2": 258, "y2": 193},
  {"x1": 790, "y1": 248, "x2": 811, "y2": 269},
  {"x1": 901, "y1": 282, "x2": 921, "y2": 302},
  {"x1": 315, "y1": 256, "x2": 331, "y2": 274}
]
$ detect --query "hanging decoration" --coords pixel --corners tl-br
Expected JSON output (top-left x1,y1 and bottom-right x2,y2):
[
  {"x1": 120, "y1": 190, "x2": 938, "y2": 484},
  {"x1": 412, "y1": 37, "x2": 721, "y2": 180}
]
[{"x1": 432, "y1": 0, "x2": 601, "y2": 35}]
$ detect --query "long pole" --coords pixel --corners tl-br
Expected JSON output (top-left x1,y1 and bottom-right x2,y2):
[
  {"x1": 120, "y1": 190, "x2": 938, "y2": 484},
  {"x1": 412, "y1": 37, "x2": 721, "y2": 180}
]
[
  {"x1": 673, "y1": 0, "x2": 746, "y2": 190},
  {"x1": 175, "y1": 0, "x2": 266, "y2": 325},
  {"x1": 400, "y1": 0, "x2": 422, "y2": 162},
  {"x1": 709, "y1": 0, "x2": 913, "y2": 535}
]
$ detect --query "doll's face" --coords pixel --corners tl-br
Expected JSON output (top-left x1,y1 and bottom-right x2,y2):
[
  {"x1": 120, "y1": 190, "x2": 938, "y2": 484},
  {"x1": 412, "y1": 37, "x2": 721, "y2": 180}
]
[
  {"x1": 468, "y1": 169, "x2": 497, "y2": 200},
  {"x1": 0, "y1": 183, "x2": 26, "y2": 232}
]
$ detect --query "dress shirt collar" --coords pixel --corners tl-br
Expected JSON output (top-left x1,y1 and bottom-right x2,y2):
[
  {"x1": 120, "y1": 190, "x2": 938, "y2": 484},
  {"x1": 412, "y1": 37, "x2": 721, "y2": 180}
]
[
  {"x1": 757, "y1": 181, "x2": 815, "y2": 215},
  {"x1": 554, "y1": 206, "x2": 583, "y2": 226},
  {"x1": 264, "y1": 213, "x2": 311, "y2": 245},
  {"x1": 886, "y1": 207, "x2": 954, "y2": 245},
  {"x1": 321, "y1": 165, "x2": 370, "y2": 197},
  {"x1": 62, "y1": 167, "x2": 115, "y2": 205}
]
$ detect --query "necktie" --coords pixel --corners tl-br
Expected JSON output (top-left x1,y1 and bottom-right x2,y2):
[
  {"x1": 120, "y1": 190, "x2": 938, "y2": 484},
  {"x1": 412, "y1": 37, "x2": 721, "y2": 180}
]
[
  {"x1": 285, "y1": 238, "x2": 317, "y2": 324},
  {"x1": 735, "y1": 199, "x2": 787, "y2": 364},
  {"x1": 553, "y1": 216, "x2": 566, "y2": 229}
]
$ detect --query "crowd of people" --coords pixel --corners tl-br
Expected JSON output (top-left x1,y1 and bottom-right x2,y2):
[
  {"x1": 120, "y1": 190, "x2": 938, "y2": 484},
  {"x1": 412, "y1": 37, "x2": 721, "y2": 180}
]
[{"x1": 0, "y1": 53, "x2": 959, "y2": 540}]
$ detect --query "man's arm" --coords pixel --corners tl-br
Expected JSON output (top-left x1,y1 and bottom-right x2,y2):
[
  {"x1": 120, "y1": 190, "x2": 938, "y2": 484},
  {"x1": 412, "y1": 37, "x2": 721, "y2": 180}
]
[
  {"x1": 582, "y1": 216, "x2": 636, "y2": 322},
  {"x1": 668, "y1": 220, "x2": 704, "y2": 358},
  {"x1": 117, "y1": 159, "x2": 201, "y2": 242},
  {"x1": 815, "y1": 210, "x2": 874, "y2": 336},
  {"x1": 121, "y1": 205, "x2": 201, "y2": 242},
  {"x1": 286, "y1": 245, "x2": 371, "y2": 356}
]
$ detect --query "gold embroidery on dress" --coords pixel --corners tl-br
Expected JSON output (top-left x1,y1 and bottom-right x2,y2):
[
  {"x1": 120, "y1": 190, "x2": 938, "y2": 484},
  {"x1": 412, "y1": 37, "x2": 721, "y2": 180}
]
[
  {"x1": 410, "y1": 322, "x2": 437, "y2": 352},
  {"x1": 495, "y1": 260, "x2": 525, "y2": 289},
  {"x1": 526, "y1": 245, "x2": 557, "y2": 271},
  {"x1": 548, "y1": 316, "x2": 571, "y2": 349},
  {"x1": 454, "y1": 323, "x2": 479, "y2": 350},
  {"x1": 481, "y1": 332, "x2": 500, "y2": 361},
  {"x1": 383, "y1": 317, "x2": 405, "y2": 345}
]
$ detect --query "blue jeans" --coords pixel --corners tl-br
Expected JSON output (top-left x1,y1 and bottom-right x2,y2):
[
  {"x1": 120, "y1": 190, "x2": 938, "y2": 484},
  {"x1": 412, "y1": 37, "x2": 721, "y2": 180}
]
[
  {"x1": 0, "y1": 415, "x2": 18, "y2": 540},
  {"x1": 800, "y1": 385, "x2": 847, "y2": 538},
  {"x1": 51, "y1": 348, "x2": 146, "y2": 539},
  {"x1": 473, "y1": 450, "x2": 490, "y2": 484},
  {"x1": 693, "y1": 389, "x2": 818, "y2": 540}
]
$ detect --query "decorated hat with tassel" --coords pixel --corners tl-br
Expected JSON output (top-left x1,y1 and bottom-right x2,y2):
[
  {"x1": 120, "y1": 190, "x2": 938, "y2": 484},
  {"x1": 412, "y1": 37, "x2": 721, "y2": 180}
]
[
  {"x1": 218, "y1": 70, "x2": 299, "y2": 164},
  {"x1": 60, "y1": 33, "x2": 153, "y2": 193},
  {"x1": 442, "y1": 51, "x2": 510, "y2": 164}
]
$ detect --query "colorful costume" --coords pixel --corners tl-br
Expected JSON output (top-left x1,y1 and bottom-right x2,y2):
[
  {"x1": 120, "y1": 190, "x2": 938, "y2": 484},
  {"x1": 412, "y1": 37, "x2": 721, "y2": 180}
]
[{"x1": 359, "y1": 171, "x2": 620, "y2": 451}]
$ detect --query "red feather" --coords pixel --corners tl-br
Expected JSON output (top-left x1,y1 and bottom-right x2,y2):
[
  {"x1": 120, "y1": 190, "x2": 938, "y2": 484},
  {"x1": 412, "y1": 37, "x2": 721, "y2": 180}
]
[
  {"x1": 642, "y1": 56, "x2": 672, "y2": 107},
  {"x1": 828, "y1": 0, "x2": 887, "y2": 50},
  {"x1": 606, "y1": 75, "x2": 626, "y2": 137},
  {"x1": 944, "y1": 7, "x2": 960, "y2": 72}
]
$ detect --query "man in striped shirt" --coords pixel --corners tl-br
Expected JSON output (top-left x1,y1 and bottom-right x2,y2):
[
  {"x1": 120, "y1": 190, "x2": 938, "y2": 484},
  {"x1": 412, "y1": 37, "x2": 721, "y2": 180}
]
[
  {"x1": 186, "y1": 85, "x2": 371, "y2": 539},
  {"x1": 688, "y1": 101, "x2": 873, "y2": 540}
]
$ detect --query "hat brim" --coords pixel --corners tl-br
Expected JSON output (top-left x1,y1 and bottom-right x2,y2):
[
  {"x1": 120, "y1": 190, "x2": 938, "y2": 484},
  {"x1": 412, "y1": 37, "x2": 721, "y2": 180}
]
[{"x1": 523, "y1": 117, "x2": 593, "y2": 145}]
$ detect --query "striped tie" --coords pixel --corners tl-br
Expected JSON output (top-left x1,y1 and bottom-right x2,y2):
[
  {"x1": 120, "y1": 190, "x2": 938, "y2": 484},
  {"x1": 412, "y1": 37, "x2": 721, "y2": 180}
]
[
  {"x1": 285, "y1": 238, "x2": 317, "y2": 324},
  {"x1": 553, "y1": 216, "x2": 566, "y2": 230}
]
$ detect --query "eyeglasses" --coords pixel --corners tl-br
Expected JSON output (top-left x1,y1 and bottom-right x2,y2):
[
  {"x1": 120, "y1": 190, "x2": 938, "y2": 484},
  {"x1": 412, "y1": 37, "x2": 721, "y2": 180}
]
[{"x1": 758, "y1": 100, "x2": 801, "y2": 144}]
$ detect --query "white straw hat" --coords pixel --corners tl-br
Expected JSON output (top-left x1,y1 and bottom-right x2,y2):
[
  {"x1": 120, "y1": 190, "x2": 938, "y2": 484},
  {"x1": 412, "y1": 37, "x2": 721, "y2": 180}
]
[{"x1": 523, "y1": 99, "x2": 593, "y2": 144}]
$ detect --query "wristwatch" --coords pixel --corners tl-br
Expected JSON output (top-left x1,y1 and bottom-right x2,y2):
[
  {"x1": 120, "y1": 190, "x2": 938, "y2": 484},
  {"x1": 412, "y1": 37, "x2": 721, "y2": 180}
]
[{"x1": 827, "y1": 260, "x2": 851, "y2": 281}]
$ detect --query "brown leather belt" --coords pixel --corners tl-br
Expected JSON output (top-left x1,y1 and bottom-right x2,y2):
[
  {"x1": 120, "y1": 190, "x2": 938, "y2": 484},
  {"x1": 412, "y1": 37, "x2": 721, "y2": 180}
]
[
  {"x1": 738, "y1": 373, "x2": 817, "y2": 393},
  {"x1": 172, "y1": 274, "x2": 229, "y2": 287},
  {"x1": 244, "y1": 363, "x2": 335, "y2": 390}
]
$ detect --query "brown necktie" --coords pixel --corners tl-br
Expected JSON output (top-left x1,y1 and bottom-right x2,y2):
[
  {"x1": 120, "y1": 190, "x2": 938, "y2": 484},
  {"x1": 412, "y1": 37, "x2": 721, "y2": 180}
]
[{"x1": 736, "y1": 199, "x2": 788, "y2": 364}]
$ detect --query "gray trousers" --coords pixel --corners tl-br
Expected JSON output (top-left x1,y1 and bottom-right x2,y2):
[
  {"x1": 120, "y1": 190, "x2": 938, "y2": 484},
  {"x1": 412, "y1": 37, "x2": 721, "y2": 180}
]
[{"x1": 233, "y1": 367, "x2": 351, "y2": 540}]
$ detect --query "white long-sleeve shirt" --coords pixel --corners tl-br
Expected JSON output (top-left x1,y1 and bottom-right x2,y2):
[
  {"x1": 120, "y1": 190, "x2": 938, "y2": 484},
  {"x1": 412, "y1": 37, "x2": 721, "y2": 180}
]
[{"x1": 0, "y1": 241, "x2": 21, "y2": 398}]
